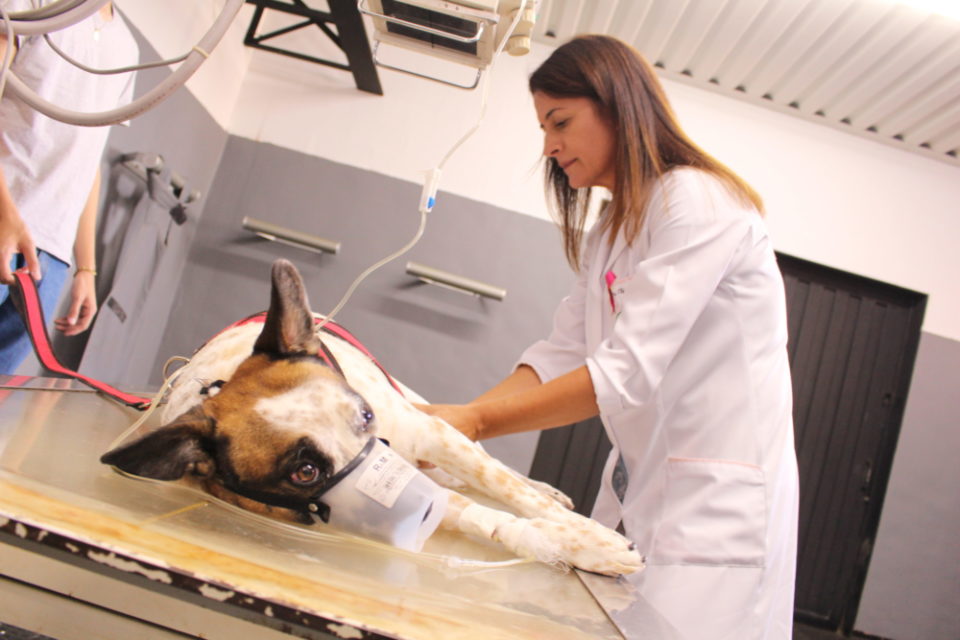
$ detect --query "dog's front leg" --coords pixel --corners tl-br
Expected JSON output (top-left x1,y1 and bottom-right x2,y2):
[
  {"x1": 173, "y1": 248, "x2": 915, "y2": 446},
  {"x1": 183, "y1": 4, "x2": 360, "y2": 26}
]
[
  {"x1": 399, "y1": 412, "x2": 565, "y2": 519},
  {"x1": 440, "y1": 491, "x2": 641, "y2": 576},
  {"x1": 401, "y1": 414, "x2": 643, "y2": 575}
]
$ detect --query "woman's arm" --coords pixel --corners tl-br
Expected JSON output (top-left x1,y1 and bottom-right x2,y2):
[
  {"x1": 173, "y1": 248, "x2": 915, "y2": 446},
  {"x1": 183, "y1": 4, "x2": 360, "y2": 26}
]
[
  {"x1": 470, "y1": 364, "x2": 542, "y2": 403},
  {"x1": 0, "y1": 24, "x2": 41, "y2": 284},
  {"x1": 54, "y1": 170, "x2": 99, "y2": 335},
  {"x1": 473, "y1": 365, "x2": 598, "y2": 438},
  {"x1": 421, "y1": 365, "x2": 598, "y2": 441}
]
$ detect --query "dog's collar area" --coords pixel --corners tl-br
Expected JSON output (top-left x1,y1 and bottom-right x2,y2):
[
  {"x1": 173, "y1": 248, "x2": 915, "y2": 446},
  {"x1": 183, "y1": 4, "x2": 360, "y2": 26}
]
[
  {"x1": 213, "y1": 312, "x2": 405, "y2": 397},
  {"x1": 221, "y1": 437, "x2": 385, "y2": 525},
  {"x1": 317, "y1": 340, "x2": 344, "y2": 377}
]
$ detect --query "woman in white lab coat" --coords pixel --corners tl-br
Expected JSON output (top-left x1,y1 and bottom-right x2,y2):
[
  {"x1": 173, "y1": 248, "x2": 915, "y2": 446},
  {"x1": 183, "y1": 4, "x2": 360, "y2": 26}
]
[{"x1": 420, "y1": 35, "x2": 799, "y2": 639}]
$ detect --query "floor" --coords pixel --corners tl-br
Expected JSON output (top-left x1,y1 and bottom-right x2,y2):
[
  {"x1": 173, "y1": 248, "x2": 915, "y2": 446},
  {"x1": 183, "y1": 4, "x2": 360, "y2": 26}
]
[
  {"x1": 795, "y1": 621, "x2": 846, "y2": 639},
  {"x1": 0, "y1": 624, "x2": 55, "y2": 640},
  {"x1": 1, "y1": 620, "x2": 882, "y2": 639}
]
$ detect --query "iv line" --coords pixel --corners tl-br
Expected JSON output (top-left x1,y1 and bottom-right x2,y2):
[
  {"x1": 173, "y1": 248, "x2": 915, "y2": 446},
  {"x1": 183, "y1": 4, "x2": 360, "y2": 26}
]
[{"x1": 315, "y1": 0, "x2": 530, "y2": 330}]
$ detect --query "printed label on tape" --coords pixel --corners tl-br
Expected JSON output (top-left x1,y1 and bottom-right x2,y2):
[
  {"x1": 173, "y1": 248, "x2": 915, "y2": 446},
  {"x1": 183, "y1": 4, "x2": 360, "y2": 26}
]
[{"x1": 355, "y1": 448, "x2": 417, "y2": 508}]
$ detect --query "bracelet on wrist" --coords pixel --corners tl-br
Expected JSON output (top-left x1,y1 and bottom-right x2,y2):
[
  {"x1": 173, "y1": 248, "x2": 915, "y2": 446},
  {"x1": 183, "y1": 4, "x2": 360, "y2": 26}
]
[{"x1": 75, "y1": 267, "x2": 97, "y2": 277}]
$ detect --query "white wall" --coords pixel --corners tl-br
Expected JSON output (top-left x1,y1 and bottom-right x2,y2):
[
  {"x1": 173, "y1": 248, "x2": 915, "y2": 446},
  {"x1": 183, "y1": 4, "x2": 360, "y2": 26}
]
[
  {"x1": 669, "y1": 79, "x2": 960, "y2": 342},
  {"x1": 118, "y1": 0, "x2": 253, "y2": 129},
  {"x1": 226, "y1": 35, "x2": 958, "y2": 340},
  {"x1": 123, "y1": 0, "x2": 958, "y2": 338}
]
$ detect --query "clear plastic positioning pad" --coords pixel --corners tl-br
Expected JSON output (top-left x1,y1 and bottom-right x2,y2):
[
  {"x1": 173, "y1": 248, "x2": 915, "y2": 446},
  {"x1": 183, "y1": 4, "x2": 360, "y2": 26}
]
[{"x1": 0, "y1": 379, "x2": 628, "y2": 638}]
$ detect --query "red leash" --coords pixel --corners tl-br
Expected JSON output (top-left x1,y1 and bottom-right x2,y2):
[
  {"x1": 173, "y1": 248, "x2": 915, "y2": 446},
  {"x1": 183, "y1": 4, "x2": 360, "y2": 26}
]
[
  {"x1": 10, "y1": 271, "x2": 153, "y2": 410},
  {"x1": 10, "y1": 273, "x2": 402, "y2": 410}
]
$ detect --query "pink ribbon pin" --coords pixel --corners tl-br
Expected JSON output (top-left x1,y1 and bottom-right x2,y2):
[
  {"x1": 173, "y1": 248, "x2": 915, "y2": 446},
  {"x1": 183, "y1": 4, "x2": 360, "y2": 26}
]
[{"x1": 605, "y1": 270, "x2": 617, "y2": 312}]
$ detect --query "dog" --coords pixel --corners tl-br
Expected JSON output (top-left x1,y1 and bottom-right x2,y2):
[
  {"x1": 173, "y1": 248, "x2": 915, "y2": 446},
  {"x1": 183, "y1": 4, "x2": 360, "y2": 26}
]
[{"x1": 101, "y1": 259, "x2": 643, "y2": 576}]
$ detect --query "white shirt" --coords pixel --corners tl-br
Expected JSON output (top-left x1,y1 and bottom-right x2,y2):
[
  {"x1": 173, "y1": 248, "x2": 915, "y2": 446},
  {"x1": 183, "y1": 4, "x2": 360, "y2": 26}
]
[
  {"x1": 0, "y1": 1, "x2": 138, "y2": 264},
  {"x1": 520, "y1": 167, "x2": 799, "y2": 638}
]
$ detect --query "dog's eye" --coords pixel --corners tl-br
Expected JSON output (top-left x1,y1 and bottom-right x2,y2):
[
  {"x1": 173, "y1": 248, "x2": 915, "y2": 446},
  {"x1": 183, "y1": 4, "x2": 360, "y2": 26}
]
[
  {"x1": 289, "y1": 463, "x2": 321, "y2": 486},
  {"x1": 359, "y1": 407, "x2": 375, "y2": 431}
]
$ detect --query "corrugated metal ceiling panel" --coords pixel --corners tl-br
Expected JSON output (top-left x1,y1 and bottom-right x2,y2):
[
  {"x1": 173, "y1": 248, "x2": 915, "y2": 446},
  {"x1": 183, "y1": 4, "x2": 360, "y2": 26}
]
[{"x1": 533, "y1": 0, "x2": 960, "y2": 166}]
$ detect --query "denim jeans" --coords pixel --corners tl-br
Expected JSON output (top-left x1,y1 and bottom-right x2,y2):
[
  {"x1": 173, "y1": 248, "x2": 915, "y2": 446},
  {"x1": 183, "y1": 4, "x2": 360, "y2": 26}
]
[{"x1": 0, "y1": 251, "x2": 69, "y2": 374}]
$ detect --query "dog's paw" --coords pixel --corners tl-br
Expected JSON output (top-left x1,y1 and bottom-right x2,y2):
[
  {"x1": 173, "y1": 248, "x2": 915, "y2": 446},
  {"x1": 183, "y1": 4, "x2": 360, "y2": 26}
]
[{"x1": 493, "y1": 518, "x2": 644, "y2": 576}]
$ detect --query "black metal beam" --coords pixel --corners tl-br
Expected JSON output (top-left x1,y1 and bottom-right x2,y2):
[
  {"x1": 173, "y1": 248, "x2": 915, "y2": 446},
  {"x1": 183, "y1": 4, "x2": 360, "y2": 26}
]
[{"x1": 244, "y1": 0, "x2": 383, "y2": 95}]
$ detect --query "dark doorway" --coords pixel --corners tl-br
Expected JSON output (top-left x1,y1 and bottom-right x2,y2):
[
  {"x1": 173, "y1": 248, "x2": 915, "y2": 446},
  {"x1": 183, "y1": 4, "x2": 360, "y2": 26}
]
[
  {"x1": 779, "y1": 253, "x2": 925, "y2": 633},
  {"x1": 528, "y1": 252, "x2": 926, "y2": 634}
]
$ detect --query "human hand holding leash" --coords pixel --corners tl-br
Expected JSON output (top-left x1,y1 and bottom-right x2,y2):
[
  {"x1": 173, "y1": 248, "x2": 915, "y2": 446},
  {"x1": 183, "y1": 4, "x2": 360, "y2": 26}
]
[{"x1": 0, "y1": 192, "x2": 42, "y2": 285}]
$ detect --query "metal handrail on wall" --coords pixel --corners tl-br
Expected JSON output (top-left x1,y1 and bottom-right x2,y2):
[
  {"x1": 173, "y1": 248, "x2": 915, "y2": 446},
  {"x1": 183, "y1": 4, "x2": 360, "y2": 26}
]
[
  {"x1": 406, "y1": 261, "x2": 506, "y2": 301},
  {"x1": 241, "y1": 217, "x2": 341, "y2": 255}
]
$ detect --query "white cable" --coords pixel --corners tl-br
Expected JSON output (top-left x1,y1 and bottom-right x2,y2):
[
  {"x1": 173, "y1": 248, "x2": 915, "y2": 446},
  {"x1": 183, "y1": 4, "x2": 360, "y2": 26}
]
[
  {"x1": 43, "y1": 31, "x2": 192, "y2": 75},
  {"x1": 314, "y1": 207, "x2": 428, "y2": 332},
  {"x1": 438, "y1": 0, "x2": 528, "y2": 170},
  {"x1": 0, "y1": 2, "x2": 16, "y2": 100},
  {"x1": 16, "y1": 0, "x2": 88, "y2": 21},
  {"x1": 1, "y1": 0, "x2": 244, "y2": 126},
  {"x1": 104, "y1": 365, "x2": 184, "y2": 454},
  {"x1": 5, "y1": 0, "x2": 107, "y2": 36},
  {"x1": 315, "y1": 0, "x2": 529, "y2": 329}
]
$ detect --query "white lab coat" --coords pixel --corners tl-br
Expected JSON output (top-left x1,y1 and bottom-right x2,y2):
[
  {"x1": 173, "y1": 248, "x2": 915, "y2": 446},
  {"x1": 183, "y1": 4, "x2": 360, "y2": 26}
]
[{"x1": 520, "y1": 168, "x2": 799, "y2": 639}]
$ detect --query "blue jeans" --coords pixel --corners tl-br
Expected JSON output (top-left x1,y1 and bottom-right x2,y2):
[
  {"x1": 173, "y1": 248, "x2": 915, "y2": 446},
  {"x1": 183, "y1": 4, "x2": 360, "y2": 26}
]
[{"x1": 0, "y1": 251, "x2": 69, "y2": 374}]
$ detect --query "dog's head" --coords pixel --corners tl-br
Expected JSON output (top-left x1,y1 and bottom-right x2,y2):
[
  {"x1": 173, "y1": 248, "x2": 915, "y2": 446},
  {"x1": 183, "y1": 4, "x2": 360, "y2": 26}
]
[{"x1": 101, "y1": 259, "x2": 377, "y2": 523}]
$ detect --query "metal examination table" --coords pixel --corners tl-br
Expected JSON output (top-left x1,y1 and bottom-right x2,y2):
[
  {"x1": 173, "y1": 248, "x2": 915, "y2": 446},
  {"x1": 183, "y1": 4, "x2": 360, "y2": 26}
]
[{"x1": 0, "y1": 376, "x2": 681, "y2": 639}]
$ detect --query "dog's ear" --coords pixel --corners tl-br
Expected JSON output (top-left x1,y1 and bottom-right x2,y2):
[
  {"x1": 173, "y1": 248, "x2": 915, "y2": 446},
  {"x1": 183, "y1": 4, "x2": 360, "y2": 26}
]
[
  {"x1": 254, "y1": 259, "x2": 320, "y2": 357},
  {"x1": 100, "y1": 406, "x2": 216, "y2": 480}
]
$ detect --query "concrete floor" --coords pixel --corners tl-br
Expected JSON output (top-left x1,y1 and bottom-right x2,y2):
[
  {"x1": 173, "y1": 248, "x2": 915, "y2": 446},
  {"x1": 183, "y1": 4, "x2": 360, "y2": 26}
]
[
  {"x1": 3, "y1": 620, "x2": 888, "y2": 639},
  {"x1": 795, "y1": 621, "x2": 845, "y2": 639},
  {"x1": 0, "y1": 623, "x2": 55, "y2": 640}
]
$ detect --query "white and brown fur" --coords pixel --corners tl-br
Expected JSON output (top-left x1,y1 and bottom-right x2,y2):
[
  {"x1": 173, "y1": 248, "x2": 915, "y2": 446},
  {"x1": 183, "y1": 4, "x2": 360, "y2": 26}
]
[{"x1": 102, "y1": 259, "x2": 643, "y2": 576}]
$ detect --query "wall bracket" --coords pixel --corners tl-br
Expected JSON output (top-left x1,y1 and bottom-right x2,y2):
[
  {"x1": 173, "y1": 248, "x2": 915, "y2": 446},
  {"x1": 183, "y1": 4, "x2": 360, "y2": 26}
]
[{"x1": 244, "y1": 0, "x2": 383, "y2": 95}]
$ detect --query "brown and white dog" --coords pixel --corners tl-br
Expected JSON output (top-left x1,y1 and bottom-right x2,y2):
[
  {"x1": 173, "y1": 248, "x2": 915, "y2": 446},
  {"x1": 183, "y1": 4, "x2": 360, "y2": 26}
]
[{"x1": 101, "y1": 259, "x2": 643, "y2": 576}]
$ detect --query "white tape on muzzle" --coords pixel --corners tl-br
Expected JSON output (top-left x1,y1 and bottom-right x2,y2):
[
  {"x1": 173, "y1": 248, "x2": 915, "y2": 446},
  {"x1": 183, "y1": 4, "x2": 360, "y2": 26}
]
[{"x1": 319, "y1": 438, "x2": 447, "y2": 551}]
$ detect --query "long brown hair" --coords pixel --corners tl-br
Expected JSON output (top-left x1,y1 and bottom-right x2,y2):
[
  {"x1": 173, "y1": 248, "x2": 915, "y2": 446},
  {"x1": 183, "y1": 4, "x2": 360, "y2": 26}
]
[{"x1": 529, "y1": 35, "x2": 763, "y2": 270}]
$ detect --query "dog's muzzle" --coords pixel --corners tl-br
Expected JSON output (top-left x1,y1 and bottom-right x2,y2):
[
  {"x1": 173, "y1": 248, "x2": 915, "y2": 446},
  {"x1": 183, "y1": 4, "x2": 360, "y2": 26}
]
[{"x1": 226, "y1": 437, "x2": 447, "y2": 552}]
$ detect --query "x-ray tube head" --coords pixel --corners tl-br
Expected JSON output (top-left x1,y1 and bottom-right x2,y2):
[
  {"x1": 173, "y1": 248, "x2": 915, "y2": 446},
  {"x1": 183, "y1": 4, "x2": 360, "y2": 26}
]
[{"x1": 360, "y1": 0, "x2": 539, "y2": 70}]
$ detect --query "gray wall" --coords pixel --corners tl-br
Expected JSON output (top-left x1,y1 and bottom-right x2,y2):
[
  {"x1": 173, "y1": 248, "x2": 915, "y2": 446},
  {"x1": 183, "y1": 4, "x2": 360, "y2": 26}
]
[
  {"x1": 856, "y1": 331, "x2": 960, "y2": 639},
  {"x1": 25, "y1": 20, "x2": 229, "y2": 388},
  {"x1": 154, "y1": 135, "x2": 574, "y2": 473}
]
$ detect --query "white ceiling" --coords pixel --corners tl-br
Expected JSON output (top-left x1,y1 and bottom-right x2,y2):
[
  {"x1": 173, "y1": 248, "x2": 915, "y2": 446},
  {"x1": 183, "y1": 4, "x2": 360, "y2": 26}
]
[{"x1": 531, "y1": 0, "x2": 960, "y2": 166}]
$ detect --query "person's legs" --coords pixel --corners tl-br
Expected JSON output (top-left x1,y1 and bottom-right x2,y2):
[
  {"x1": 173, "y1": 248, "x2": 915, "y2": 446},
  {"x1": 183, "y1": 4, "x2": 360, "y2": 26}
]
[{"x1": 0, "y1": 252, "x2": 70, "y2": 374}]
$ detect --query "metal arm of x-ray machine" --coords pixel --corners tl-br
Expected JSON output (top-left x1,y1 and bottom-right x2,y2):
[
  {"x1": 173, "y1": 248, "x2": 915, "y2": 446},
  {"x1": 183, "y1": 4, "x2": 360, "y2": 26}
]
[{"x1": 0, "y1": 0, "x2": 245, "y2": 126}]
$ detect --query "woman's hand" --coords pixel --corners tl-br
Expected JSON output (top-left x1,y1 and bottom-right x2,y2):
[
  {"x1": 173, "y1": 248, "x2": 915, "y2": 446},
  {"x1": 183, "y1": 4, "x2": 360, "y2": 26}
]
[
  {"x1": 0, "y1": 202, "x2": 41, "y2": 285},
  {"x1": 415, "y1": 403, "x2": 484, "y2": 442}
]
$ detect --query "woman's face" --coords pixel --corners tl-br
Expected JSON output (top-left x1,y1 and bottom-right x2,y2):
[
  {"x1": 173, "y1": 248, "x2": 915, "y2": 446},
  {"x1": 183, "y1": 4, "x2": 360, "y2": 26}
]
[{"x1": 533, "y1": 92, "x2": 617, "y2": 191}]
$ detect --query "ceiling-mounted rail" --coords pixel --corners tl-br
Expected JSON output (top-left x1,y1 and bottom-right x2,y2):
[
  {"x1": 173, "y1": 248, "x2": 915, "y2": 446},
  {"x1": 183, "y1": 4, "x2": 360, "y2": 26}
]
[{"x1": 244, "y1": 0, "x2": 383, "y2": 95}]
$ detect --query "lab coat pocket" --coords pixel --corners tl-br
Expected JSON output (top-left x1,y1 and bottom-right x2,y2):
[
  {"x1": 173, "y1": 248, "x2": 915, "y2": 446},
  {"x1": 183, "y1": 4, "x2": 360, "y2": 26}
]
[{"x1": 651, "y1": 457, "x2": 766, "y2": 567}]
